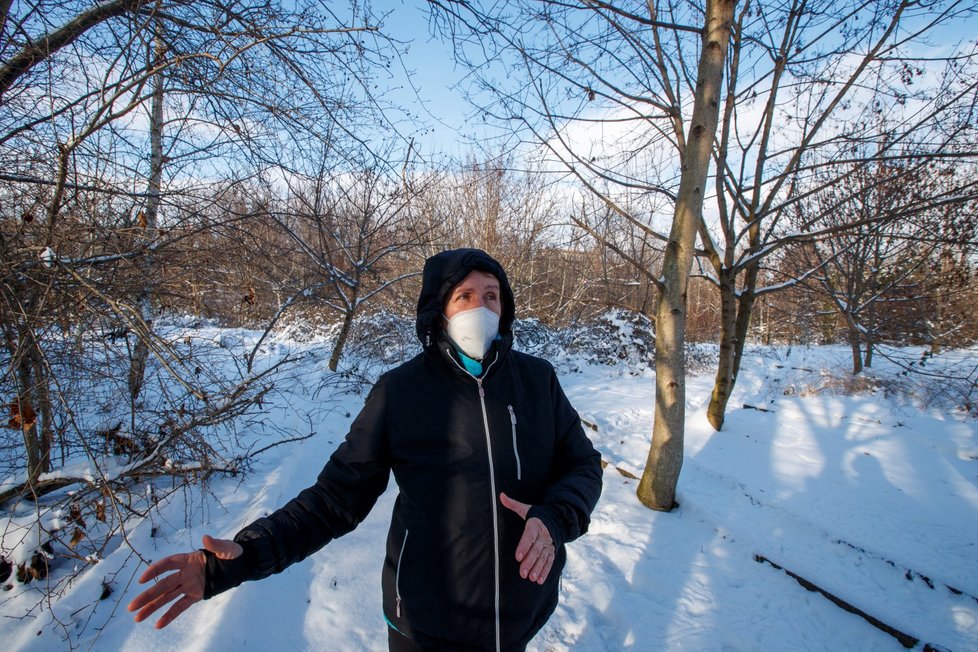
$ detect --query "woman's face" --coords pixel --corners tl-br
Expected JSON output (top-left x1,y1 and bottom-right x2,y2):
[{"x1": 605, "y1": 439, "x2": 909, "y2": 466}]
[{"x1": 444, "y1": 270, "x2": 501, "y2": 319}]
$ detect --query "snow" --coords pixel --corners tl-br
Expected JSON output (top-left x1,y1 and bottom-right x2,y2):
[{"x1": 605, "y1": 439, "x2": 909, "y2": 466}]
[
  {"x1": 39, "y1": 246, "x2": 55, "y2": 267},
  {"x1": 1, "y1": 329, "x2": 976, "y2": 652}
]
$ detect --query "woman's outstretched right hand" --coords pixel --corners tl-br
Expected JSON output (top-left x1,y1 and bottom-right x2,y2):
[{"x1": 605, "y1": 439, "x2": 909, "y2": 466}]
[{"x1": 127, "y1": 534, "x2": 242, "y2": 629}]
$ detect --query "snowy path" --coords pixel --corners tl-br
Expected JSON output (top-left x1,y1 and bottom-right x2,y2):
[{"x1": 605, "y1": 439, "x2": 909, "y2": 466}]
[{"x1": 553, "y1": 360, "x2": 978, "y2": 652}]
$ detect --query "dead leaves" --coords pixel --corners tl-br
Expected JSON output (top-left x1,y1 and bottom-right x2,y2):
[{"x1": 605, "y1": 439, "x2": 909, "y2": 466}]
[
  {"x1": 14, "y1": 544, "x2": 52, "y2": 584},
  {"x1": 66, "y1": 500, "x2": 106, "y2": 548},
  {"x1": 69, "y1": 527, "x2": 85, "y2": 548},
  {"x1": 69, "y1": 502, "x2": 85, "y2": 528},
  {"x1": 5, "y1": 399, "x2": 36, "y2": 431}
]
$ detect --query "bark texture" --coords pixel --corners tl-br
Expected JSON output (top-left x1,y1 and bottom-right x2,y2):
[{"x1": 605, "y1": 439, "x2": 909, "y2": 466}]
[{"x1": 637, "y1": 0, "x2": 737, "y2": 511}]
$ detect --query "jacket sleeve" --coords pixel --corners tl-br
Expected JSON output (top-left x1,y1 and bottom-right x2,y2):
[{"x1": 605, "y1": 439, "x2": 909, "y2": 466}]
[
  {"x1": 204, "y1": 378, "x2": 393, "y2": 599},
  {"x1": 526, "y1": 367, "x2": 602, "y2": 550}
]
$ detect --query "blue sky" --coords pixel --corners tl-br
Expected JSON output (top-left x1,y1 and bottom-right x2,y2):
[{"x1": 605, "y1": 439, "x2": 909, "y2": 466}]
[
  {"x1": 374, "y1": 1, "x2": 978, "y2": 164},
  {"x1": 377, "y1": 4, "x2": 475, "y2": 159},
  {"x1": 376, "y1": 2, "x2": 514, "y2": 162}
]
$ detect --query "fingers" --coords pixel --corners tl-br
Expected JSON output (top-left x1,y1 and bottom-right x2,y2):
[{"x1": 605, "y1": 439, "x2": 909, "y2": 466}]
[
  {"x1": 526, "y1": 545, "x2": 555, "y2": 585},
  {"x1": 499, "y1": 492, "x2": 530, "y2": 520},
  {"x1": 135, "y1": 585, "x2": 202, "y2": 629},
  {"x1": 137, "y1": 552, "x2": 191, "y2": 584},
  {"x1": 202, "y1": 534, "x2": 243, "y2": 560},
  {"x1": 513, "y1": 525, "x2": 535, "y2": 563},
  {"x1": 154, "y1": 593, "x2": 200, "y2": 629},
  {"x1": 128, "y1": 546, "x2": 209, "y2": 628},
  {"x1": 514, "y1": 517, "x2": 555, "y2": 585},
  {"x1": 129, "y1": 571, "x2": 184, "y2": 622}
]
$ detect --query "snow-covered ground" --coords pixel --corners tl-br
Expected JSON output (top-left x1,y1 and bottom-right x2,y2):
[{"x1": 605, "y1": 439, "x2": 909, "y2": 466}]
[{"x1": 2, "y1": 325, "x2": 976, "y2": 651}]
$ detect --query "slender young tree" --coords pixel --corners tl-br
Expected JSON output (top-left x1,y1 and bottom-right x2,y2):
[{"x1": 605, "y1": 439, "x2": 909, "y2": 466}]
[
  {"x1": 274, "y1": 149, "x2": 425, "y2": 371},
  {"x1": 430, "y1": 0, "x2": 736, "y2": 509},
  {"x1": 787, "y1": 156, "x2": 978, "y2": 373},
  {"x1": 636, "y1": 0, "x2": 737, "y2": 510},
  {"x1": 129, "y1": 23, "x2": 165, "y2": 405},
  {"x1": 698, "y1": 1, "x2": 978, "y2": 428}
]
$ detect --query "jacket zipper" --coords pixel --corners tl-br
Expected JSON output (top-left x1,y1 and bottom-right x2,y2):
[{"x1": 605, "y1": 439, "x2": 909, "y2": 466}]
[
  {"x1": 508, "y1": 405, "x2": 521, "y2": 481},
  {"x1": 448, "y1": 351, "x2": 503, "y2": 652},
  {"x1": 476, "y1": 374, "x2": 502, "y2": 652},
  {"x1": 395, "y1": 529, "x2": 409, "y2": 618}
]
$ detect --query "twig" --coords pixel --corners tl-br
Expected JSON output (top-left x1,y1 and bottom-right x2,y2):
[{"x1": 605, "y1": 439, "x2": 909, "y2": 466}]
[{"x1": 243, "y1": 431, "x2": 316, "y2": 459}]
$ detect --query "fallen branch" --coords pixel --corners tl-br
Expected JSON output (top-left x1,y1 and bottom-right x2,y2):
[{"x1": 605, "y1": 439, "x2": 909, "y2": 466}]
[
  {"x1": 599, "y1": 459, "x2": 639, "y2": 480},
  {"x1": 0, "y1": 478, "x2": 77, "y2": 508},
  {"x1": 754, "y1": 553, "x2": 921, "y2": 649},
  {"x1": 743, "y1": 403, "x2": 773, "y2": 413},
  {"x1": 0, "y1": 463, "x2": 240, "y2": 509},
  {"x1": 0, "y1": 360, "x2": 293, "y2": 509}
]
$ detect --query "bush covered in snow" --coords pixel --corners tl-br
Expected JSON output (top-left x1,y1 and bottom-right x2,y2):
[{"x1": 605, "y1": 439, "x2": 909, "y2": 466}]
[{"x1": 514, "y1": 309, "x2": 655, "y2": 374}]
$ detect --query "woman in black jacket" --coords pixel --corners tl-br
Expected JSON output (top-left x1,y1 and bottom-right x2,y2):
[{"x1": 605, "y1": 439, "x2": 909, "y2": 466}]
[{"x1": 129, "y1": 249, "x2": 603, "y2": 652}]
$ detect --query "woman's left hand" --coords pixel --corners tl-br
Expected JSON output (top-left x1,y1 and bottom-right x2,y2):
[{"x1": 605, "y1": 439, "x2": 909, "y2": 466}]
[{"x1": 499, "y1": 493, "x2": 555, "y2": 585}]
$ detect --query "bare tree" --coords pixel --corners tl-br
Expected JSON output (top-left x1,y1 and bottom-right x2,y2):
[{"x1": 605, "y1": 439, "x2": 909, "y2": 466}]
[
  {"x1": 0, "y1": 1, "x2": 411, "y2": 616},
  {"x1": 635, "y1": 0, "x2": 736, "y2": 510},
  {"x1": 432, "y1": 0, "x2": 738, "y2": 510},
  {"x1": 273, "y1": 150, "x2": 425, "y2": 371},
  {"x1": 788, "y1": 156, "x2": 978, "y2": 373},
  {"x1": 431, "y1": 1, "x2": 978, "y2": 445},
  {"x1": 696, "y1": 1, "x2": 978, "y2": 428}
]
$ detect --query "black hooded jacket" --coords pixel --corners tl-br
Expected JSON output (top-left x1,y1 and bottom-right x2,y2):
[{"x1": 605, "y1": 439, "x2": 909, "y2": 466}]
[{"x1": 204, "y1": 249, "x2": 603, "y2": 651}]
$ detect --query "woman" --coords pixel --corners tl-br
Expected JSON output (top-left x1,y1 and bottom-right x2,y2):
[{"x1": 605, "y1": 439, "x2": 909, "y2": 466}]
[{"x1": 129, "y1": 248, "x2": 603, "y2": 652}]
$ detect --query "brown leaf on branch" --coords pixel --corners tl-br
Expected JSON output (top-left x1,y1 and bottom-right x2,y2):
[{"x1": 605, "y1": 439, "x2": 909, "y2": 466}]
[
  {"x1": 69, "y1": 502, "x2": 86, "y2": 528},
  {"x1": 69, "y1": 527, "x2": 85, "y2": 548},
  {"x1": 6, "y1": 400, "x2": 36, "y2": 431}
]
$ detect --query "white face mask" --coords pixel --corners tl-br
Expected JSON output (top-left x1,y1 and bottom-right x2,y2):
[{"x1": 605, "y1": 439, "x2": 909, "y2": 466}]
[{"x1": 444, "y1": 306, "x2": 500, "y2": 360}]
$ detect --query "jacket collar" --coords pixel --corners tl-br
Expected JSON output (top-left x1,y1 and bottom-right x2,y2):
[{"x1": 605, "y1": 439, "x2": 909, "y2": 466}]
[{"x1": 431, "y1": 332, "x2": 513, "y2": 380}]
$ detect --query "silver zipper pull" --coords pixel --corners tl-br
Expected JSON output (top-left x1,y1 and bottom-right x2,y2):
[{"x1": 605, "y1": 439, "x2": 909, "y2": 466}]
[{"x1": 396, "y1": 596, "x2": 401, "y2": 618}]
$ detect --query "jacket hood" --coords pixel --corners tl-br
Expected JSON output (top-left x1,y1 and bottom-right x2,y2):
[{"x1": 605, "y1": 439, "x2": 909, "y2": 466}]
[{"x1": 416, "y1": 248, "x2": 516, "y2": 349}]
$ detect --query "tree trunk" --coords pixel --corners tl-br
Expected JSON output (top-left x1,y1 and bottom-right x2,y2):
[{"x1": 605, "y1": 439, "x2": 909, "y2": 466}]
[
  {"x1": 14, "y1": 330, "x2": 53, "y2": 486},
  {"x1": 848, "y1": 325, "x2": 863, "y2": 375},
  {"x1": 0, "y1": 0, "x2": 13, "y2": 48},
  {"x1": 731, "y1": 269, "x2": 757, "y2": 382},
  {"x1": 129, "y1": 33, "x2": 164, "y2": 403},
  {"x1": 707, "y1": 268, "x2": 737, "y2": 429},
  {"x1": 637, "y1": 0, "x2": 737, "y2": 512},
  {"x1": 27, "y1": 339, "x2": 53, "y2": 475},
  {"x1": 15, "y1": 358, "x2": 43, "y2": 486},
  {"x1": 707, "y1": 258, "x2": 760, "y2": 429},
  {"x1": 328, "y1": 307, "x2": 356, "y2": 372}
]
